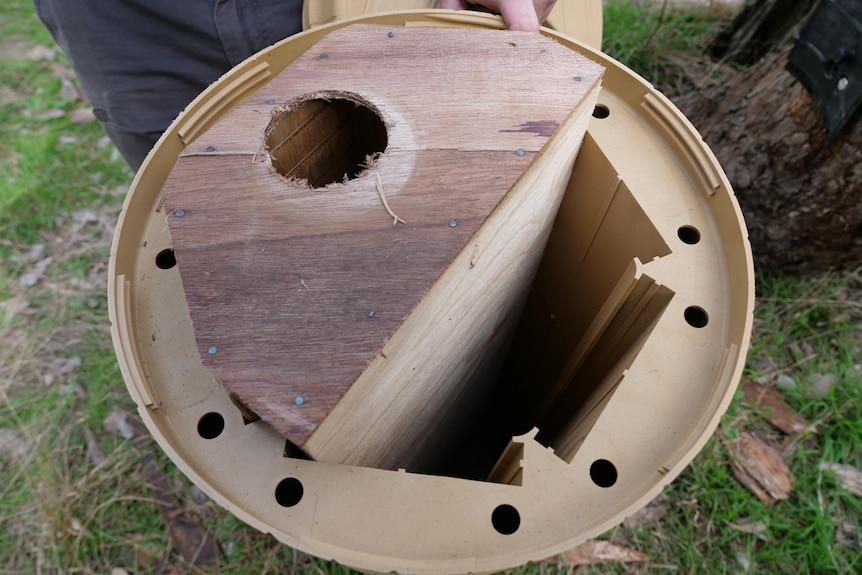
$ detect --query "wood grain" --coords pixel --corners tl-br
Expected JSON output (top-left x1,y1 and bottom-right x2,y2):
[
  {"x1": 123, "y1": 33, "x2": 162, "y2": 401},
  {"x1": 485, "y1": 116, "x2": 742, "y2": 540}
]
[
  {"x1": 729, "y1": 431, "x2": 794, "y2": 505},
  {"x1": 739, "y1": 377, "x2": 810, "y2": 435},
  {"x1": 162, "y1": 24, "x2": 603, "y2": 470}
]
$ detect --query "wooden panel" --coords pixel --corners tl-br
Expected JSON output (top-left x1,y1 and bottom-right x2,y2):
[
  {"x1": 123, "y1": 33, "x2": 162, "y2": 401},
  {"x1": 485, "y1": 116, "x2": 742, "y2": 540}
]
[
  {"x1": 162, "y1": 24, "x2": 603, "y2": 469},
  {"x1": 180, "y1": 25, "x2": 603, "y2": 156},
  {"x1": 165, "y1": 150, "x2": 530, "y2": 441}
]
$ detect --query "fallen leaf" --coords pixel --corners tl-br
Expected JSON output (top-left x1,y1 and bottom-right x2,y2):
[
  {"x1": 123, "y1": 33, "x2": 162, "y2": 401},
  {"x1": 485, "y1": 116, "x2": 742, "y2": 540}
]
[
  {"x1": 740, "y1": 378, "x2": 810, "y2": 434},
  {"x1": 727, "y1": 517, "x2": 768, "y2": 536},
  {"x1": 103, "y1": 411, "x2": 220, "y2": 565},
  {"x1": 72, "y1": 209, "x2": 99, "y2": 225},
  {"x1": 110, "y1": 568, "x2": 131, "y2": 575},
  {"x1": 0, "y1": 429, "x2": 32, "y2": 458},
  {"x1": 43, "y1": 355, "x2": 82, "y2": 386},
  {"x1": 18, "y1": 273, "x2": 39, "y2": 288},
  {"x1": 84, "y1": 427, "x2": 105, "y2": 467},
  {"x1": 142, "y1": 452, "x2": 222, "y2": 566},
  {"x1": 622, "y1": 495, "x2": 667, "y2": 528},
  {"x1": 735, "y1": 551, "x2": 751, "y2": 575},
  {"x1": 130, "y1": 534, "x2": 166, "y2": 569},
  {"x1": 0, "y1": 295, "x2": 30, "y2": 323},
  {"x1": 26, "y1": 44, "x2": 56, "y2": 61},
  {"x1": 808, "y1": 373, "x2": 835, "y2": 398},
  {"x1": 103, "y1": 410, "x2": 142, "y2": 441},
  {"x1": 189, "y1": 484, "x2": 210, "y2": 505},
  {"x1": 59, "y1": 383, "x2": 87, "y2": 399},
  {"x1": 728, "y1": 431, "x2": 794, "y2": 505},
  {"x1": 837, "y1": 520, "x2": 859, "y2": 549},
  {"x1": 9, "y1": 254, "x2": 49, "y2": 291},
  {"x1": 820, "y1": 462, "x2": 862, "y2": 497},
  {"x1": 0, "y1": 85, "x2": 16, "y2": 106},
  {"x1": 69, "y1": 107, "x2": 96, "y2": 124},
  {"x1": 36, "y1": 109, "x2": 66, "y2": 120},
  {"x1": 60, "y1": 77, "x2": 85, "y2": 102},
  {"x1": 774, "y1": 373, "x2": 797, "y2": 391},
  {"x1": 551, "y1": 540, "x2": 648, "y2": 567},
  {"x1": 9, "y1": 244, "x2": 45, "y2": 264},
  {"x1": 34, "y1": 256, "x2": 54, "y2": 275},
  {"x1": 67, "y1": 516, "x2": 84, "y2": 536}
]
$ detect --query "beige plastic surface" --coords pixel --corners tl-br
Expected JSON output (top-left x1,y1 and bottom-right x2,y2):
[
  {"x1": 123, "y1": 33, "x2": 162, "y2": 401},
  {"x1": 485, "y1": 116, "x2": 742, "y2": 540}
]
[{"x1": 108, "y1": 10, "x2": 754, "y2": 575}]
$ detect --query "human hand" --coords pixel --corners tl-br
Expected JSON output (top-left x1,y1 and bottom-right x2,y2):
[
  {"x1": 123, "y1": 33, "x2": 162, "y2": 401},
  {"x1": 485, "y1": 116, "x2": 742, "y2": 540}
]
[{"x1": 439, "y1": 0, "x2": 557, "y2": 32}]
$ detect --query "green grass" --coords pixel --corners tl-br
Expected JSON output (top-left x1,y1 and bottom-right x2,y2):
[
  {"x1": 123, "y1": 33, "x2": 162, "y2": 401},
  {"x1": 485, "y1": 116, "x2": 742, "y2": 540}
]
[
  {"x1": 1, "y1": 2, "x2": 167, "y2": 572},
  {"x1": 0, "y1": 5, "x2": 328, "y2": 567},
  {"x1": 2, "y1": 1, "x2": 861, "y2": 574},
  {"x1": 602, "y1": 0, "x2": 737, "y2": 89},
  {"x1": 592, "y1": 272, "x2": 862, "y2": 574},
  {"x1": 0, "y1": 1, "x2": 132, "y2": 254}
]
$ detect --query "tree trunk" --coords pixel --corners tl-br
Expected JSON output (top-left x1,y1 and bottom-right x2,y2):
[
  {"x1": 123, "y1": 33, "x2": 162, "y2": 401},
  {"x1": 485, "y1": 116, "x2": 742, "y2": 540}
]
[
  {"x1": 680, "y1": 45, "x2": 862, "y2": 273},
  {"x1": 709, "y1": 0, "x2": 817, "y2": 65}
]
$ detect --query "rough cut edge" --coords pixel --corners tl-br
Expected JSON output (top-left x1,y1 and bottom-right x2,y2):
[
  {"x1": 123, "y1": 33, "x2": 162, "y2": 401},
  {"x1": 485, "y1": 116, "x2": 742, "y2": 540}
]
[{"x1": 261, "y1": 90, "x2": 390, "y2": 189}]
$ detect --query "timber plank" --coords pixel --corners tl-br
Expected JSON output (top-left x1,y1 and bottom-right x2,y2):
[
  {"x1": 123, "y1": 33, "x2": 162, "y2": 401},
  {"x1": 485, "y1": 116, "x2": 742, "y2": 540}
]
[{"x1": 162, "y1": 24, "x2": 603, "y2": 469}]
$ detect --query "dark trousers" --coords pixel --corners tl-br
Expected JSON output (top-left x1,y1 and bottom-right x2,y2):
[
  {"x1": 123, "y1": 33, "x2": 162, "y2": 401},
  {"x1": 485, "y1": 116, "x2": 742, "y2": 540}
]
[{"x1": 35, "y1": 0, "x2": 304, "y2": 170}]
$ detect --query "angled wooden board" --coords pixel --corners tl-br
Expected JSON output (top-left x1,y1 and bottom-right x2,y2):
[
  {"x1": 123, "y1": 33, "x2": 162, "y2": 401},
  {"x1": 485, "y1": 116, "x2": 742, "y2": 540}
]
[{"x1": 162, "y1": 24, "x2": 603, "y2": 469}]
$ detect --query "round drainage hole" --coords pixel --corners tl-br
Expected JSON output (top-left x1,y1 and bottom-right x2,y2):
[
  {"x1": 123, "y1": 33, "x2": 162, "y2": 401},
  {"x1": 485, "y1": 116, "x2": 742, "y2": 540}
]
[
  {"x1": 590, "y1": 459, "x2": 618, "y2": 488},
  {"x1": 492, "y1": 504, "x2": 521, "y2": 535},
  {"x1": 677, "y1": 225, "x2": 701, "y2": 245},
  {"x1": 684, "y1": 306, "x2": 709, "y2": 328},
  {"x1": 197, "y1": 412, "x2": 225, "y2": 439},
  {"x1": 275, "y1": 477, "x2": 304, "y2": 507},
  {"x1": 265, "y1": 95, "x2": 388, "y2": 188},
  {"x1": 592, "y1": 104, "x2": 610, "y2": 119},
  {"x1": 155, "y1": 249, "x2": 176, "y2": 270}
]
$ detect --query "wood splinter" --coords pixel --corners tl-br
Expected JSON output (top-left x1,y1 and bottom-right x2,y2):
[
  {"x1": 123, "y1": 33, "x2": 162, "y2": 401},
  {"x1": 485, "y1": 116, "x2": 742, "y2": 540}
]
[{"x1": 376, "y1": 173, "x2": 406, "y2": 226}]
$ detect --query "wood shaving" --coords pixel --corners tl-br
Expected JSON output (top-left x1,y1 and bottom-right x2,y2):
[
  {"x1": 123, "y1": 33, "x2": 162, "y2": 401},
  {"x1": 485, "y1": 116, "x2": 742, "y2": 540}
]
[{"x1": 376, "y1": 174, "x2": 406, "y2": 226}]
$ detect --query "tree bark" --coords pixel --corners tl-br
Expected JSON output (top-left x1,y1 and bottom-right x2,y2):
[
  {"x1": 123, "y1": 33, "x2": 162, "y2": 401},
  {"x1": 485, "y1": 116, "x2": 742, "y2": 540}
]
[
  {"x1": 709, "y1": 0, "x2": 817, "y2": 65},
  {"x1": 680, "y1": 46, "x2": 862, "y2": 273}
]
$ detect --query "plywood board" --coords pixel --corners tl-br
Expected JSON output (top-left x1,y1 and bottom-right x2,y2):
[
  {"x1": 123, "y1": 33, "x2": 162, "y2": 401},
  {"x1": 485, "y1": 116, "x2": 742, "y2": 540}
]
[{"x1": 162, "y1": 24, "x2": 603, "y2": 469}]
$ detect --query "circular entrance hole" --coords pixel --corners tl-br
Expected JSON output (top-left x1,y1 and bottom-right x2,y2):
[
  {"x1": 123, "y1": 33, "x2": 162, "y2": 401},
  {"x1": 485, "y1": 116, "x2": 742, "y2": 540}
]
[{"x1": 265, "y1": 95, "x2": 388, "y2": 188}]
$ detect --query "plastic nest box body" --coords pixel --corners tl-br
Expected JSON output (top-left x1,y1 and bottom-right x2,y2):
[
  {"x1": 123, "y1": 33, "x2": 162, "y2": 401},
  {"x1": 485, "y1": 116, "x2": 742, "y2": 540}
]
[{"x1": 109, "y1": 9, "x2": 754, "y2": 575}]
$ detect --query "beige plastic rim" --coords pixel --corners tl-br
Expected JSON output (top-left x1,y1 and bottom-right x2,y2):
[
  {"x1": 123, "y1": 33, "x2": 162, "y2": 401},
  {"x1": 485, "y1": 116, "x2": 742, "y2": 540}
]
[{"x1": 109, "y1": 10, "x2": 754, "y2": 574}]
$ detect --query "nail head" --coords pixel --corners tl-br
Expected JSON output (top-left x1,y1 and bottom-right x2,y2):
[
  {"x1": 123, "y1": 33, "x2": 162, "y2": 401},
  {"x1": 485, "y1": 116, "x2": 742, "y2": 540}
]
[
  {"x1": 208, "y1": 346, "x2": 217, "y2": 355},
  {"x1": 516, "y1": 148, "x2": 525, "y2": 156},
  {"x1": 206, "y1": 145, "x2": 215, "y2": 152},
  {"x1": 448, "y1": 219, "x2": 458, "y2": 228},
  {"x1": 387, "y1": 31, "x2": 395, "y2": 38},
  {"x1": 266, "y1": 99, "x2": 275, "y2": 105},
  {"x1": 368, "y1": 311, "x2": 375, "y2": 318},
  {"x1": 319, "y1": 53, "x2": 328, "y2": 59},
  {"x1": 175, "y1": 209, "x2": 185, "y2": 218},
  {"x1": 295, "y1": 396, "x2": 305, "y2": 406}
]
